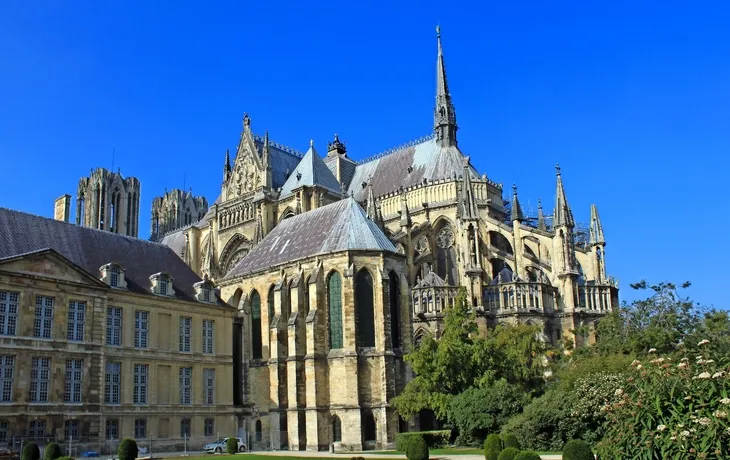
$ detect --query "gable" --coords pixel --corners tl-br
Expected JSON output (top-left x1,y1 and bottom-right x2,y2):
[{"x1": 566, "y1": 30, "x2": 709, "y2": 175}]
[
  {"x1": 0, "y1": 250, "x2": 106, "y2": 288},
  {"x1": 227, "y1": 129, "x2": 265, "y2": 199}
]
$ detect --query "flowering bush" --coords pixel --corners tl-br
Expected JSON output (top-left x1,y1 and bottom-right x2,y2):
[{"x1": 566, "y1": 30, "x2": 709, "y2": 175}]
[{"x1": 596, "y1": 340, "x2": 730, "y2": 459}]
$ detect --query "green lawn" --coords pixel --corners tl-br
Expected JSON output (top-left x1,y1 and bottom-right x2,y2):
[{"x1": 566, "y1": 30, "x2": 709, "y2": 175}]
[{"x1": 366, "y1": 448, "x2": 560, "y2": 456}]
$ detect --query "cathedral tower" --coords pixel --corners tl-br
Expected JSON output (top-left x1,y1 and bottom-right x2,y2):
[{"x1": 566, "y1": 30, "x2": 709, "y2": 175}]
[
  {"x1": 76, "y1": 167, "x2": 141, "y2": 237},
  {"x1": 150, "y1": 188, "x2": 209, "y2": 241},
  {"x1": 434, "y1": 26, "x2": 458, "y2": 147}
]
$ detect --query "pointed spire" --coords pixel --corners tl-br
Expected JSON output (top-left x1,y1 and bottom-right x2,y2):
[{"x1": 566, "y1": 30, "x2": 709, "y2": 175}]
[
  {"x1": 458, "y1": 159, "x2": 478, "y2": 220},
  {"x1": 399, "y1": 190, "x2": 412, "y2": 228},
  {"x1": 262, "y1": 130, "x2": 270, "y2": 159},
  {"x1": 223, "y1": 148, "x2": 231, "y2": 181},
  {"x1": 537, "y1": 199, "x2": 546, "y2": 231},
  {"x1": 366, "y1": 181, "x2": 377, "y2": 220},
  {"x1": 253, "y1": 206, "x2": 264, "y2": 244},
  {"x1": 553, "y1": 164, "x2": 574, "y2": 228},
  {"x1": 204, "y1": 222, "x2": 215, "y2": 277},
  {"x1": 434, "y1": 25, "x2": 458, "y2": 147},
  {"x1": 589, "y1": 204, "x2": 605, "y2": 245},
  {"x1": 511, "y1": 184, "x2": 524, "y2": 222}
]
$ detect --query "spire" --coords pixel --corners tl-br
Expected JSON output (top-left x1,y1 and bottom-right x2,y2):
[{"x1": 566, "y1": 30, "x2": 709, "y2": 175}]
[
  {"x1": 537, "y1": 199, "x2": 546, "y2": 231},
  {"x1": 399, "y1": 190, "x2": 412, "y2": 228},
  {"x1": 366, "y1": 181, "x2": 377, "y2": 220},
  {"x1": 253, "y1": 207, "x2": 264, "y2": 244},
  {"x1": 434, "y1": 25, "x2": 458, "y2": 147},
  {"x1": 589, "y1": 204, "x2": 605, "y2": 245},
  {"x1": 223, "y1": 148, "x2": 231, "y2": 182},
  {"x1": 553, "y1": 164, "x2": 574, "y2": 228},
  {"x1": 511, "y1": 185, "x2": 524, "y2": 222},
  {"x1": 204, "y1": 222, "x2": 215, "y2": 277},
  {"x1": 458, "y1": 158, "x2": 478, "y2": 220}
]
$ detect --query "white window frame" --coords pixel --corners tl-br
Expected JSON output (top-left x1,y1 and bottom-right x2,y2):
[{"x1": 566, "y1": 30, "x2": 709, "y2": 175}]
[
  {"x1": 134, "y1": 310, "x2": 149, "y2": 349},
  {"x1": 67, "y1": 301, "x2": 85, "y2": 342},
  {"x1": 110, "y1": 267, "x2": 119, "y2": 287},
  {"x1": 134, "y1": 419, "x2": 146, "y2": 438},
  {"x1": 30, "y1": 357, "x2": 50, "y2": 402},
  {"x1": 29, "y1": 419, "x2": 45, "y2": 437},
  {"x1": 0, "y1": 291, "x2": 19, "y2": 336},
  {"x1": 133, "y1": 364, "x2": 148, "y2": 405},
  {"x1": 105, "y1": 362, "x2": 121, "y2": 404},
  {"x1": 179, "y1": 367, "x2": 192, "y2": 405},
  {"x1": 179, "y1": 317, "x2": 192, "y2": 352},
  {"x1": 203, "y1": 319, "x2": 214, "y2": 355},
  {"x1": 204, "y1": 368, "x2": 215, "y2": 405},
  {"x1": 64, "y1": 419, "x2": 80, "y2": 440},
  {"x1": 34, "y1": 295, "x2": 54, "y2": 339},
  {"x1": 64, "y1": 359, "x2": 83, "y2": 403},
  {"x1": 0, "y1": 356, "x2": 14, "y2": 402},
  {"x1": 106, "y1": 419, "x2": 118, "y2": 440},
  {"x1": 106, "y1": 307, "x2": 123, "y2": 346}
]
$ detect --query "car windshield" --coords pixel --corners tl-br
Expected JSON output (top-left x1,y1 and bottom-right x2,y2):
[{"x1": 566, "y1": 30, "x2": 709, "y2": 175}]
[{"x1": 217, "y1": 439, "x2": 227, "y2": 443}]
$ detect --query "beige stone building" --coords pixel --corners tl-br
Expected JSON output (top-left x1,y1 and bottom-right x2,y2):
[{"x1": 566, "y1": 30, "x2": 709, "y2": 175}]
[
  {"x1": 0, "y1": 208, "x2": 238, "y2": 449},
  {"x1": 152, "y1": 28, "x2": 619, "y2": 450}
]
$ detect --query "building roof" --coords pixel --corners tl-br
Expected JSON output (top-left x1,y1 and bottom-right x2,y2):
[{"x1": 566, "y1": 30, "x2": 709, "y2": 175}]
[
  {"x1": 225, "y1": 197, "x2": 397, "y2": 278},
  {"x1": 0, "y1": 207, "x2": 219, "y2": 303},
  {"x1": 253, "y1": 136, "x2": 302, "y2": 190},
  {"x1": 279, "y1": 142, "x2": 342, "y2": 197},
  {"x1": 347, "y1": 135, "x2": 480, "y2": 201}
]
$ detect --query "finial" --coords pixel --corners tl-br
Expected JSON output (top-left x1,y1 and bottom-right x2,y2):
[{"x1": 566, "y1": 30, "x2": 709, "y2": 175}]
[
  {"x1": 309, "y1": 139, "x2": 314, "y2": 148},
  {"x1": 243, "y1": 113, "x2": 250, "y2": 127},
  {"x1": 538, "y1": 199, "x2": 542, "y2": 209},
  {"x1": 555, "y1": 163, "x2": 561, "y2": 176},
  {"x1": 436, "y1": 24, "x2": 441, "y2": 37},
  {"x1": 334, "y1": 133, "x2": 339, "y2": 142},
  {"x1": 512, "y1": 184, "x2": 517, "y2": 195}
]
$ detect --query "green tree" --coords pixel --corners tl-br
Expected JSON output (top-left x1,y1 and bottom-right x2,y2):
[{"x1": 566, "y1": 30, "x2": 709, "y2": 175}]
[
  {"x1": 44, "y1": 443, "x2": 62, "y2": 460},
  {"x1": 117, "y1": 439, "x2": 138, "y2": 460},
  {"x1": 22, "y1": 443, "x2": 40, "y2": 460}
]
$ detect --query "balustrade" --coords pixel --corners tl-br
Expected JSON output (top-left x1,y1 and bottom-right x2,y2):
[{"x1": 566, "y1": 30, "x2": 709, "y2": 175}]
[{"x1": 483, "y1": 281, "x2": 556, "y2": 313}]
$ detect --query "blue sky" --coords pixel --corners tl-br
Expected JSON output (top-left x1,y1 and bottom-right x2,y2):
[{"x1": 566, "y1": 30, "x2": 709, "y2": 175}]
[{"x1": 0, "y1": 1, "x2": 727, "y2": 308}]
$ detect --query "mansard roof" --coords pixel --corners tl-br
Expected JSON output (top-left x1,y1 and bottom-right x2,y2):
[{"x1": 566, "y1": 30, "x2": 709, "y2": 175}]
[
  {"x1": 347, "y1": 135, "x2": 480, "y2": 202},
  {"x1": 279, "y1": 143, "x2": 342, "y2": 197},
  {"x1": 225, "y1": 197, "x2": 397, "y2": 278},
  {"x1": 0, "y1": 207, "x2": 220, "y2": 304}
]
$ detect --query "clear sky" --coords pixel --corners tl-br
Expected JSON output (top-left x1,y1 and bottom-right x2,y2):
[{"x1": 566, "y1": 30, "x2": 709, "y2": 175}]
[{"x1": 0, "y1": 1, "x2": 727, "y2": 308}]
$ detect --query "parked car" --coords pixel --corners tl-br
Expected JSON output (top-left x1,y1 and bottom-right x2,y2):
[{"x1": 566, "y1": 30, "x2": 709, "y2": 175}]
[{"x1": 203, "y1": 437, "x2": 247, "y2": 454}]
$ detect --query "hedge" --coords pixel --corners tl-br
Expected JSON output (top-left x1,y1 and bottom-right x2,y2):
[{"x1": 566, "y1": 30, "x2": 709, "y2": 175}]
[
  {"x1": 513, "y1": 452, "x2": 541, "y2": 460},
  {"x1": 22, "y1": 443, "x2": 40, "y2": 460},
  {"x1": 406, "y1": 435, "x2": 429, "y2": 460},
  {"x1": 562, "y1": 440, "x2": 594, "y2": 460},
  {"x1": 396, "y1": 430, "x2": 450, "y2": 452},
  {"x1": 502, "y1": 434, "x2": 520, "y2": 450},
  {"x1": 226, "y1": 438, "x2": 238, "y2": 455},
  {"x1": 44, "y1": 443, "x2": 62, "y2": 460},
  {"x1": 117, "y1": 439, "x2": 138, "y2": 460},
  {"x1": 497, "y1": 447, "x2": 521, "y2": 460}
]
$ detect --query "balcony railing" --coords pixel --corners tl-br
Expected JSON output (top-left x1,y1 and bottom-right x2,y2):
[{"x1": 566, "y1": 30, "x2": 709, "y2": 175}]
[
  {"x1": 577, "y1": 284, "x2": 614, "y2": 313},
  {"x1": 412, "y1": 284, "x2": 460, "y2": 317},
  {"x1": 484, "y1": 281, "x2": 557, "y2": 314}
]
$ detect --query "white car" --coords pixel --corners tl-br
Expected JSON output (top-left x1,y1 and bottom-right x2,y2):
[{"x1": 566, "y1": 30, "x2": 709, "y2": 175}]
[{"x1": 203, "y1": 437, "x2": 247, "y2": 454}]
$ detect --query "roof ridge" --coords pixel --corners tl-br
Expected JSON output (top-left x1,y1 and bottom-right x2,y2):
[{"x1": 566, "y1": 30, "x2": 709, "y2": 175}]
[
  {"x1": 357, "y1": 133, "x2": 436, "y2": 165},
  {"x1": 252, "y1": 133, "x2": 304, "y2": 158}
]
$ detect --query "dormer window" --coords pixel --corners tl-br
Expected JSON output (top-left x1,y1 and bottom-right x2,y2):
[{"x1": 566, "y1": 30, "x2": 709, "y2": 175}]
[
  {"x1": 100, "y1": 263, "x2": 127, "y2": 289},
  {"x1": 149, "y1": 272, "x2": 175, "y2": 297},
  {"x1": 194, "y1": 277, "x2": 218, "y2": 304}
]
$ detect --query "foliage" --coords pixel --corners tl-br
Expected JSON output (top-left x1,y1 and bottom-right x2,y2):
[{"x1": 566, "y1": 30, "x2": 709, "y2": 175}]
[
  {"x1": 350, "y1": 457, "x2": 365, "y2": 460},
  {"x1": 449, "y1": 379, "x2": 527, "y2": 442},
  {"x1": 562, "y1": 440, "x2": 594, "y2": 460},
  {"x1": 117, "y1": 440, "x2": 138, "y2": 460},
  {"x1": 405, "y1": 435, "x2": 429, "y2": 460},
  {"x1": 44, "y1": 443, "x2": 62, "y2": 460},
  {"x1": 56, "y1": 457, "x2": 74, "y2": 460},
  {"x1": 483, "y1": 434, "x2": 503, "y2": 460},
  {"x1": 396, "y1": 431, "x2": 450, "y2": 452},
  {"x1": 226, "y1": 437, "x2": 239, "y2": 455},
  {"x1": 513, "y1": 452, "x2": 541, "y2": 460},
  {"x1": 595, "y1": 341, "x2": 730, "y2": 459},
  {"x1": 501, "y1": 434, "x2": 520, "y2": 450},
  {"x1": 496, "y1": 447, "x2": 521, "y2": 460},
  {"x1": 22, "y1": 443, "x2": 40, "y2": 460},
  {"x1": 393, "y1": 288, "x2": 550, "y2": 421}
]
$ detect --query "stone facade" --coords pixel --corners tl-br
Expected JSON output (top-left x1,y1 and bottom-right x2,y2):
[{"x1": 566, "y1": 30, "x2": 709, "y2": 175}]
[
  {"x1": 76, "y1": 167, "x2": 141, "y2": 237},
  {"x1": 0, "y1": 209, "x2": 237, "y2": 448},
  {"x1": 150, "y1": 189, "x2": 209, "y2": 242}
]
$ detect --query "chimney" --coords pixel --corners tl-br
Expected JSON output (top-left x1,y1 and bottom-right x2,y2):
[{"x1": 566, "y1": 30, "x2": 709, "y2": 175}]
[{"x1": 54, "y1": 194, "x2": 71, "y2": 222}]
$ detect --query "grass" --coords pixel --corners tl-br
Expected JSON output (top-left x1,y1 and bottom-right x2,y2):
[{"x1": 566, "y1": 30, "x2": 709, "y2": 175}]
[{"x1": 366, "y1": 448, "x2": 560, "y2": 456}]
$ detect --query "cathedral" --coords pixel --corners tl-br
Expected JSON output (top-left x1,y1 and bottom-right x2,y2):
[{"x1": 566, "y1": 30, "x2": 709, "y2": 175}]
[
  {"x1": 0, "y1": 28, "x2": 618, "y2": 451},
  {"x1": 146, "y1": 27, "x2": 619, "y2": 451}
]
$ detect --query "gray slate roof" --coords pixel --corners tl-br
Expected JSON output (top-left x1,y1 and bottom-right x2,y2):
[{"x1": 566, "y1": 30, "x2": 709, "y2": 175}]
[
  {"x1": 253, "y1": 138, "x2": 302, "y2": 190},
  {"x1": 347, "y1": 136, "x2": 480, "y2": 202},
  {"x1": 225, "y1": 197, "x2": 397, "y2": 278},
  {"x1": 279, "y1": 144, "x2": 342, "y2": 197},
  {"x1": 0, "y1": 207, "x2": 217, "y2": 303}
]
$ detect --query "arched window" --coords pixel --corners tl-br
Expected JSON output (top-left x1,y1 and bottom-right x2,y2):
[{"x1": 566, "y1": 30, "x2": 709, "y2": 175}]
[
  {"x1": 255, "y1": 420, "x2": 262, "y2": 442},
  {"x1": 355, "y1": 269, "x2": 375, "y2": 348},
  {"x1": 332, "y1": 415, "x2": 342, "y2": 443},
  {"x1": 328, "y1": 272, "x2": 343, "y2": 349},
  {"x1": 268, "y1": 286, "x2": 276, "y2": 327},
  {"x1": 363, "y1": 413, "x2": 376, "y2": 442},
  {"x1": 389, "y1": 271, "x2": 401, "y2": 349},
  {"x1": 251, "y1": 291, "x2": 262, "y2": 359}
]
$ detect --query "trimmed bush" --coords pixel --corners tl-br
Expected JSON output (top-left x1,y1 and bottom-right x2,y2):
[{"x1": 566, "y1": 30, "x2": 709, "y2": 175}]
[
  {"x1": 502, "y1": 434, "x2": 520, "y2": 450},
  {"x1": 226, "y1": 438, "x2": 238, "y2": 455},
  {"x1": 563, "y1": 440, "x2": 594, "y2": 460},
  {"x1": 406, "y1": 435, "x2": 429, "y2": 460},
  {"x1": 351, "y1": 457, "x2": 366, "y2": 460},
  {"x1": 22, "y1": 443, "x2": 41, "y2": 460},
  {"x1": 57, "y1": 457, "x2": 75, "y2": 460},
  {"x1": 396, "y1": 431, "x2": 449, "y2": 452},
  {"x1": 513, "y1": 452, "x2": 541, "y2": 460},
  {"x1": 484, "y1": 434, "x2": 503, "y2": 460},
  {"x1": 44, "y1": 443, "x2": 62, "y2": 460},
  {"x1": 117, "y1": 439, "x2": 138, "y2": 460},
  {"x1": 497, "y1": 447, "x2": 521, "y2": 460}
]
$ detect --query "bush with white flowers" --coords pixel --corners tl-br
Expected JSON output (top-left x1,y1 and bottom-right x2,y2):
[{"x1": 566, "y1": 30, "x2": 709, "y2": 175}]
[{"x1": 596, "y1": 340, "x2": 730, "y2": 459}]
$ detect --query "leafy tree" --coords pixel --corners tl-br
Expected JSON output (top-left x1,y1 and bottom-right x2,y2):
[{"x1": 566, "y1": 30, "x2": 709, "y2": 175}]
[
  {"x1": 117, "y1": 440, "x2": 138, "y2": 460},
  {"x1": 226, "y1": 438, "x2": 238, "y2": 455},
  {"x1": 44, "y1": 444, "x2": 62, "y2": 460},
  {"x1": 449, "y1": 379, "x2": 527, "y2": 442}
]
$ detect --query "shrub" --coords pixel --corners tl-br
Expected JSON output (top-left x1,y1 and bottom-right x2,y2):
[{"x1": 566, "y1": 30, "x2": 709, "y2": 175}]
[
  {"x1": 396, "y1": 431, "x2": 449, "y2": 452},
  {"x1": 405, "y1": 435, "x2": 429, "y2": 460},
  {"x1": 596, "y1": 343, "x2": 730, "y2": 459},
  {"x1": 562, "y1": 440, "x2": 593, "y2": 460},
  {"x1": 226, "y1": 438, "x2": 238, "y2": 455},
  {"x1": 484, "y1": 434, "x2": 503, "y2": 460},
  {"x1": 44, "y1": 444, "x2": 62, "y2": 460},
  {"x1": 351, "y1": 457, "x2": 366, "y2": 460},
  {"x1": 496, "y1": 447, "x2": 521, "y2": 460},
  {"x1": 513, "y1": 453, "x2": 541, "y2": 460},
  {"x1": 22, "y1": 443, "x2": 40, "y2": 460},
  {"x1": 57, "y1": 457, "x2": 75, "y2": 460},
  {"x1": 449, "y1": 380, "x2": 528, "y2": 441},
  {"x1": 501, "y1": 433, "x2": 520, "y2": 450},
  {"x1": 117, "y1": 439, "x2": 138, "y2": 460}
]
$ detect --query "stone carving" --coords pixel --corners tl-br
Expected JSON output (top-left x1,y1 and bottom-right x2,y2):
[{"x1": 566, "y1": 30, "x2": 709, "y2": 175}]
[
  {"x1": 415, "y1": 235, "x2": 430, "y2": 256},
  {"x1": 229, "y1": 154, "x2": 260, "y2": 198},
  {"x1": 436, "y1": 228, "x2": 455, "y2": 249},
  {"x1": 226, "y1": 248, "x2": 249, "y2": 274}
]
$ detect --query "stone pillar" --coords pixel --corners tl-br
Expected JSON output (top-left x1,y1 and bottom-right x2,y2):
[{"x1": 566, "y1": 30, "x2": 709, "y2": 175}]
[{"x1": 304, "y1": 275, "x2": 329, "y2": 451}]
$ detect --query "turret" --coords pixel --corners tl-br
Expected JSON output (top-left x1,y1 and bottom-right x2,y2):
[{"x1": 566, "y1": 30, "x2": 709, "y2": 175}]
[{"x1": 590, "y1": 204, "x2": 607, "y2": 282}]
